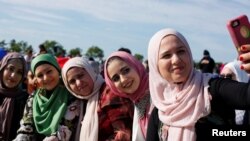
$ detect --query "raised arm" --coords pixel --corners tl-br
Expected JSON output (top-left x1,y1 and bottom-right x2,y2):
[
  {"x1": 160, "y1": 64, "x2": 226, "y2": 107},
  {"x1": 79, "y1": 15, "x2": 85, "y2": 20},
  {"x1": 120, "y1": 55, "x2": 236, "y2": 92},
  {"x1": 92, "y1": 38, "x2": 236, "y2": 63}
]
[{"x1": 209, "y1": 77, "x2": 250, "y2": 109}]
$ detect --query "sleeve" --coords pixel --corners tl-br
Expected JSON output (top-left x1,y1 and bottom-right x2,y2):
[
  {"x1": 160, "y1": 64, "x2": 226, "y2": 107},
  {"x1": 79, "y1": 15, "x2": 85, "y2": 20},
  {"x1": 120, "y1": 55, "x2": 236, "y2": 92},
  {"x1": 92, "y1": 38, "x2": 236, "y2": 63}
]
[
  {"x1": 146, "y1": 107, "x2": 160, "y2": 141},
  {"x1": 14, "y1": 94, "x2": 36, "y2": 141},
  {"x1": 209, "y1": 77, "x2": 250, "y2": 109}
]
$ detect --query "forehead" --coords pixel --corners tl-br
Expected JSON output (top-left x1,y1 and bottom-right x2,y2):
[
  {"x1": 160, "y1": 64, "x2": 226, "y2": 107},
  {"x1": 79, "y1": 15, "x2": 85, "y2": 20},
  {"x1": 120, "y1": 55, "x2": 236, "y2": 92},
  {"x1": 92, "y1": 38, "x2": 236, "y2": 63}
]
[
  {"x1": 160, "y1": 35, "x2": 183, "y2": 47},
  {"x1": 67, "y1": 67, "x2": 86, "y2": 76},
  {"x1": 35, "y1": 64, "x2": 55, "y2": 73},
  {"x1": 107, "y1": 58, "x2": 128, "y2": 70},
  {"x1": 221, "y1": 67, "x2": 234, "y2": 74},
  {"x1": 7, "y1": 59, "x2": 23, "y2": 67}
]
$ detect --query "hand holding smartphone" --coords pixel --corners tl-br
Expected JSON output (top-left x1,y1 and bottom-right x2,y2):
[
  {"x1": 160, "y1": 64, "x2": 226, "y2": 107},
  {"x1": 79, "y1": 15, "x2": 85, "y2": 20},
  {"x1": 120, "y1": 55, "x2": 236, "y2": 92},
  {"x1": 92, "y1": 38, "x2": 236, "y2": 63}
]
[{"x1": 227, "y1": 14, "x2": 250, "y2": 54}]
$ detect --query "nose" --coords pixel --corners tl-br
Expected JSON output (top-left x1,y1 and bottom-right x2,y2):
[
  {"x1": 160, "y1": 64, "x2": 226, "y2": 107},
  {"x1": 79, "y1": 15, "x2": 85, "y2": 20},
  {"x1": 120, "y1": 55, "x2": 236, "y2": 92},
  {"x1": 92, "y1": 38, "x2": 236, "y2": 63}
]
[
  {"x1": 10, "y1": 72, "x2": 17, "y2": 78},
  {"x1": 172, "y1": 54, "x2": 181, "y2": 64},
  {"x1": 120, "y1": 75, "x2": 127, "y2": 83},
  {"x1": 76, "y1": 79, "x2": 82, "y2": 87},
  {"x1": 42, "y1": 75, "x2": 50, "y2": 84}
]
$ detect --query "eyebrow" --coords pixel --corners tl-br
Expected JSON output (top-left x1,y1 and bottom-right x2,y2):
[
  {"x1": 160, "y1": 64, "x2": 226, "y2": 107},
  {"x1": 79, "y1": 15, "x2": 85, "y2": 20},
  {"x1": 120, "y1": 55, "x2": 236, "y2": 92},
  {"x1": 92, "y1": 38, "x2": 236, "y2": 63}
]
[
  {"x1": 35, "y1": 66, "x2": 51, "y2": 75},
  {"x1": 110, "y1": 65, "x2": 126, "y2": 79}
]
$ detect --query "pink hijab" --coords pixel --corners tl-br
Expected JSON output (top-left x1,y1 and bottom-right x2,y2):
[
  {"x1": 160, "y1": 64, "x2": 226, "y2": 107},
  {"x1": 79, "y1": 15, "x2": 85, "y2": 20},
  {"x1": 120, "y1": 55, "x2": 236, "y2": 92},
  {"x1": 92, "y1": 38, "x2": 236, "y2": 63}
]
[
  {"x1": 104, "y1": 51, "x2": 149, "y2": 103},
  {"x1": 148, "y1": 28, "x2": 213, "y2": 141}
]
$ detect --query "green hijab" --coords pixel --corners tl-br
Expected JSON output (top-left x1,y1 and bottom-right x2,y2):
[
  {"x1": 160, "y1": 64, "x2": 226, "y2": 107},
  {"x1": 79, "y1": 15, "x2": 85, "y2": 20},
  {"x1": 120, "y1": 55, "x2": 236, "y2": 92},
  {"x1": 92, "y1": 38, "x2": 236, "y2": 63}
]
[{"x1": 31, "y1": 53, "x2": 69, "y2": 135}]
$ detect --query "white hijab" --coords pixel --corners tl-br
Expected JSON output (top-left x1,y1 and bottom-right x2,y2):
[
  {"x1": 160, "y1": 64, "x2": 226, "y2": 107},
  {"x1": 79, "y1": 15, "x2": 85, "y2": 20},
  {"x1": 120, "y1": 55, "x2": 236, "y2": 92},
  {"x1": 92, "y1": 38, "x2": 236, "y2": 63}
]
[
  {"x1": 62, "y1": 57, "x2": 104, "y2": 141},
  {"x1": 223, "y1": 60, "x2": 249, "y2": 83},
  {"x1": 148, "y1": 28, "x2": 213, "y2": 141}
]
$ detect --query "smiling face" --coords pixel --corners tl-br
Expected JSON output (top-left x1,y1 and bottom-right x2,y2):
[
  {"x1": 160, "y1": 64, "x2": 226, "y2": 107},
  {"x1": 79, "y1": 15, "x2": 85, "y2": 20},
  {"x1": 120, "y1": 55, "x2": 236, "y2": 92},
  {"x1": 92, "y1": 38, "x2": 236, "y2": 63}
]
[
  {"x1": 107, "y1": 58, "x2": 140, "y2": 94},
  {"x1": 157, "y1": 35, "x2": 191, "y2": 83},
  {"x1": 66, "y1": 67, "x2": 94, "y2": 96},
  {"x1": 2, "y1": 59, "x2": 24, "y2": 88},
  {"x1": 35, "y1": 64, "x2": 60, "y2": 90}
]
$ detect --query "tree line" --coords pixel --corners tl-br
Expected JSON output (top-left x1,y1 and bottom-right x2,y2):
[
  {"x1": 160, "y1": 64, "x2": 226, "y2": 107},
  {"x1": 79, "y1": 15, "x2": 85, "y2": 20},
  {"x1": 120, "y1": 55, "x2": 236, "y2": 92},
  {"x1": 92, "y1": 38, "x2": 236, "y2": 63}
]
[{"x1": 0, "y1": 39, "x2": 144, "y2": 62}]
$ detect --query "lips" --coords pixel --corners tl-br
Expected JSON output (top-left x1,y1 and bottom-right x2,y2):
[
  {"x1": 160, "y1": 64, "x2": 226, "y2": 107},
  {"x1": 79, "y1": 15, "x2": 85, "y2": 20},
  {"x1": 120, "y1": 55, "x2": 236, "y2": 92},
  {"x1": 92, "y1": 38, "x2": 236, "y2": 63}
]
[
  {"x1": 122, "y1": 80, "x2": 133, "y2": 88},
  {"x1": 8, "y1": 78, "x2": 17, "y2": 84},
  {"x1": 172, "y1": 66, "x2": 184, "y2": 73}
]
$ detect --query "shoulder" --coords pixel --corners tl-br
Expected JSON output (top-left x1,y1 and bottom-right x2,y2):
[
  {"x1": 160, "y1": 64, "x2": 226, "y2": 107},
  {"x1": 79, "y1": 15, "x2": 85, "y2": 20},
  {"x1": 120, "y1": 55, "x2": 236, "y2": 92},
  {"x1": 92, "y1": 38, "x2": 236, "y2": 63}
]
[{"x1": 99, "y1": 84, "x2": 133, "y2": 108}]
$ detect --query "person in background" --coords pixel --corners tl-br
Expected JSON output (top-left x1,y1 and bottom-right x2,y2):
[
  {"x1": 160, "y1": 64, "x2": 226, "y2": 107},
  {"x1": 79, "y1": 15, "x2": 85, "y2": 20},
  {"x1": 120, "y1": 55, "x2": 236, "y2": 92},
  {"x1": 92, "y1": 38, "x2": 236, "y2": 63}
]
[
  {"x1": 199, "y1": 49, "x2": 215, "y2": 73},
  {"x1": 88, "y1": 57, "x2": 100, "y2": 74},
  {"x1": 0, "y1": 52, "x2": 29, "y2": 141},
  {"x1": 0, "y1": 48, "x2": 7, "y2": 61},
  {"x1": 39, "y1": 44, "x2": 48, "y2": 54},
  {"x1": 14, "y1": 54, "x2": 80, "y2": 141},
  {"x1": 143, "y1": 59, "x2": 149, "y2": 73},
  {"x1": 220, "y1": 60, "x2": 249, "y2": 125},
  {"x1": 104, "y1": 51, "x2": 153, "y2": 141},
  {"x1": 62, "y1": 57, "x2": 134, "y2": 141},
  {"x1": 118, "y1": 47, "x2": 132, "y2": 54},
  {"x1": 24, "y1": 49, "x2": 33, "y2": 71},
  {"x1": 146, "y1": 28, "x2": 238, "y2": 141}
]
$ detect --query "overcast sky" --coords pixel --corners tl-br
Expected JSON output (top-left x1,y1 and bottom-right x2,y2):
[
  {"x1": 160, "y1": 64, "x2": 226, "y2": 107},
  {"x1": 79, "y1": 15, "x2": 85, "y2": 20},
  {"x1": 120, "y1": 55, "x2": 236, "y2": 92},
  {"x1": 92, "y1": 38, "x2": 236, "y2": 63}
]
[{"x1": 0, "y1": 0, "x2": 250, "y2": 63}]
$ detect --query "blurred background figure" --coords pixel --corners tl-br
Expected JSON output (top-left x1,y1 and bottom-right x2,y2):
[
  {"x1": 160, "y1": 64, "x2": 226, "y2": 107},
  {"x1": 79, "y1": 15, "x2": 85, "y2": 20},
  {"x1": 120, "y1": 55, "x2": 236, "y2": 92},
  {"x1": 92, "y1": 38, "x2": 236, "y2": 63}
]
[
  {"x1": 0, "y1": 48, "x2": 7, "y2": 61},
  {"x1": 198, "y1": 49, "x2": 215, "y2": 73}
]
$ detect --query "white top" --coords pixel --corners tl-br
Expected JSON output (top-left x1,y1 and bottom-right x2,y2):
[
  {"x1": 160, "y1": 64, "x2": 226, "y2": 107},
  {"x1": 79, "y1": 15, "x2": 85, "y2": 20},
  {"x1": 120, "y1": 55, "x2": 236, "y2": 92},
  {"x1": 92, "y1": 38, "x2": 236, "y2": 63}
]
[{"x1": 132, "y1": 107, "x2": 145, "y2": 141}]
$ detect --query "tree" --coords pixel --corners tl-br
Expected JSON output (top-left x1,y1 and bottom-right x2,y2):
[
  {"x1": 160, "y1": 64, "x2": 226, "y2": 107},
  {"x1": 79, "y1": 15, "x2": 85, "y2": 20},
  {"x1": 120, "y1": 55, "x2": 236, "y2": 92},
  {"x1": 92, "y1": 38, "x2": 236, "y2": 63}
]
[
  {"x1": 85, "y1": 46, "x2": 104, "y2": 62},
  {"x1": 9, "y1": 39, "x2": 21, "y2": 52},
  {"x1": 134, "y1": 53, "x2": 144, "y2": 62},
  {"x1": 68, "y1": 47, "x2": 82, "y2": 57},
  {"x1": 8, "y1": 39, "x2": 32, "y2": 53},
  {"x1": 41, "y1": 40, "x2": 65, "y2": 57},
  {"x1": 0, "y1": 40, "x2": 7, "y2": 49}
]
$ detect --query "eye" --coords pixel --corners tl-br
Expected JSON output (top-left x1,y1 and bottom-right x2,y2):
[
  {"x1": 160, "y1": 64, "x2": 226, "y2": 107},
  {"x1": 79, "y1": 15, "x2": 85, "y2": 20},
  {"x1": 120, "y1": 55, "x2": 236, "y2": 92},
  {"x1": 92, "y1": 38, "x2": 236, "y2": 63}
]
[
  {"x1": 6, "y1": 66, "x2": 15, "y2": 72},
  {"x1": 78, "y1": 74, "x2": 84, "y2": 79},
  {"x1": 121, "y1": 67, "x2": 130, "y2": 75},
  {"x1": 68, "y1": 79, "x2": 76, "y2": 85},
  {"x1": 17, "y1": 70, "x2": 23, "y2": 75},
  {"x1": 46, "y1": 69, "x2": 53, "y2": 75},
  {"x1": 37, "y1": 74, "x2": 43, "y2": 79},
  {"x1": 161, "y1": 53, "x2": 172, "y2": 59},
  {"x1": 177, "y1": 49, "x2": 186, "y2": 55},
  {"x1": 111, "y1": 74, "x2": 120, "y2": 82}
]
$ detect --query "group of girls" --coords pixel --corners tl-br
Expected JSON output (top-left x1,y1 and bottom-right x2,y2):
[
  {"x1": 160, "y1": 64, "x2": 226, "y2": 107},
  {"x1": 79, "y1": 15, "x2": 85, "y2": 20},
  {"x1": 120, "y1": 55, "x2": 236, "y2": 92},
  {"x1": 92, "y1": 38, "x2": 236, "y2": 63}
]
[{"x1": 1, "y1": 28, "x2": 250, "y2": 141}]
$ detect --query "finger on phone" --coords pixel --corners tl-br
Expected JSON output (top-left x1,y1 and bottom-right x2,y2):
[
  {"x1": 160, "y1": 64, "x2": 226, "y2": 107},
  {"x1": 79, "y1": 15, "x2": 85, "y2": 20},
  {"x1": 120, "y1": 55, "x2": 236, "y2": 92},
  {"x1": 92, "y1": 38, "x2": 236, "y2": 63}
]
[
  {"x1": 240, "y1": 44, "x2": 250, "y2": 52},
  {"x1": 241, "y1": 62, "x2": 250, "y2": 74}
]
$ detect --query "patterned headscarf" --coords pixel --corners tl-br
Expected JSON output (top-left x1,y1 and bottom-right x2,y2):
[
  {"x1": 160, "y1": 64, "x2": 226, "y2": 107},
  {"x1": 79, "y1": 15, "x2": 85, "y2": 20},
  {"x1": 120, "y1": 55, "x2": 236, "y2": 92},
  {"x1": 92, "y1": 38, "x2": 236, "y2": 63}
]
[
  {"x1": 148, "y1": 28, "x2": 213, "y2": 141},
  {"x1": 62, "y1": 57, "x2": 104, "y2": 141}
]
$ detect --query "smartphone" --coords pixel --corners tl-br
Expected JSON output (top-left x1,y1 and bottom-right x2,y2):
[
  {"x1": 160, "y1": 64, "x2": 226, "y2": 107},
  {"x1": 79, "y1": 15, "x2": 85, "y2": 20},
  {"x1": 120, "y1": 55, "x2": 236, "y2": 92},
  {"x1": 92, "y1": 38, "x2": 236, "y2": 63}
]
[{"x1": 227, "y1": 14, "x2": 250, "y2": 54}]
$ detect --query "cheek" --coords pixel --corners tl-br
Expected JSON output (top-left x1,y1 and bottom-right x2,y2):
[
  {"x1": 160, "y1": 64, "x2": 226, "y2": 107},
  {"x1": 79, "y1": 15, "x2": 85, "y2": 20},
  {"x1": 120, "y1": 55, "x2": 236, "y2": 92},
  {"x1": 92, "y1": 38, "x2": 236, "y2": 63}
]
[
  {"x1": 158, "y1": 60, "x2": 170, "y2": 76},
  {"x1": 36, "y1": 78, "x2": 43, "y2": 85},
  {"x1": 16, "y1": 75, "x2": 22, "y2": 83},
  {"x1": 114, "y1": 82, "x2": 122, "y2": 90},
  {"x1": 134, "y1": 73, "x2": 141, "y2": 88},
  {"x1": 69, "y1": 84, "x2": 75, "y2": 90},
  {"x1": 2, "y1": 71, "x2": 8, "y2": 79}
]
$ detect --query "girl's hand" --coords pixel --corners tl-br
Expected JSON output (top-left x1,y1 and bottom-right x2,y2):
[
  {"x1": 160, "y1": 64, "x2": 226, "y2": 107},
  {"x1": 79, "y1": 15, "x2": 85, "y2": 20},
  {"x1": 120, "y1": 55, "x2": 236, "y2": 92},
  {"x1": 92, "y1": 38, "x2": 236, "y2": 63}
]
[{"x1": 239, "y1": 44, "x2": 250, "y2": 73}]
